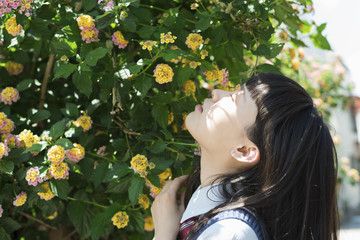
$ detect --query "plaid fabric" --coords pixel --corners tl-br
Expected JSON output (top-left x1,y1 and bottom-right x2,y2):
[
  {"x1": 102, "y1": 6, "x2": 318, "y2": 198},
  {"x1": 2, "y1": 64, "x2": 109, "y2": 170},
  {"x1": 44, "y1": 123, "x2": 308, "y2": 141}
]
[{"x1": 179, "y1": 216, "x2": 199, "y2": 240}]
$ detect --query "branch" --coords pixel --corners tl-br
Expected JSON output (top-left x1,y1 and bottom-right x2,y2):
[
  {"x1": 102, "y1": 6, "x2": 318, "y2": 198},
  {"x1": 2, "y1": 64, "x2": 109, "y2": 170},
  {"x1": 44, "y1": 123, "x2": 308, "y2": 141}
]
[
  {"x1": 19, "y1": 211, "x2": 57, "y2": 230},
  {"x1": 39, "y1": 54, "x2": 55, "y2": 111}
]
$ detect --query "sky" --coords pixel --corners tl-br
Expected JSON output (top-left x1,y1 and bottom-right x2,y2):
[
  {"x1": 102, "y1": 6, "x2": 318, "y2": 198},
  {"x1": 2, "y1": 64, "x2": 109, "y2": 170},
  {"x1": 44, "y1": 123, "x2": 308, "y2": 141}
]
[{"x1": 312, "y1": 0, "x2": 360, "y2": 96}]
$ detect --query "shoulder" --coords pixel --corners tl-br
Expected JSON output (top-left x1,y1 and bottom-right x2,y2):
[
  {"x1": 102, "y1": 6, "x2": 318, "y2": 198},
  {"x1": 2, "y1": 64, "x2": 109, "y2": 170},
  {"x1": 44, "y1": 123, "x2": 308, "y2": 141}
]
[{"x1": 197, "y1": 219, "x2": 259, "y2": 240}]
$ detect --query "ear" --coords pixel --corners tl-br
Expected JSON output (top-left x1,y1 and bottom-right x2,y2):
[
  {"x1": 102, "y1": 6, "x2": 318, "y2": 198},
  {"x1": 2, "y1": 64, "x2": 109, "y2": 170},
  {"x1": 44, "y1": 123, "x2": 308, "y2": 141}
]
[{"x1": 231, "y1": 145, "x2": 260, "y2": 164}]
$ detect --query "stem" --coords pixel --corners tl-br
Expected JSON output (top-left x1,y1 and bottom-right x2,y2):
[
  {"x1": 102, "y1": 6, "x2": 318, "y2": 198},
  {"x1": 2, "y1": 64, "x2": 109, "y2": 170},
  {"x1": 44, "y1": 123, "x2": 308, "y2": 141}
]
[
  {"x1": 38, "y1": 54, "x2": 55, "y2": 128},
  {"x1": 164, "y1": 141, "x2": 198, "y2": 147},
  {"x1": 86, "y1": 151, "x2": 115, "y2": 162},
  {"x1": 125, "y1": 134, "x2": 133, "y2": 158},
  {"x1": 67, "y1": 197, "x2": 107, "y2": 209},
  {"x1": 19, "y1": 212, "x2": 57, "y2": 230},
  {"x1": 140, "y1": 4, "x2": 166, "y2": 12}
]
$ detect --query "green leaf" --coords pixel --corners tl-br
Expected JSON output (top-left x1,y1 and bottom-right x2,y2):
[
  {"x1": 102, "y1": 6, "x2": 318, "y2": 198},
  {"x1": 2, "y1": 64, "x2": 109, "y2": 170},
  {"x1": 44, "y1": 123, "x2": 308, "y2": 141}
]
[
  {"x1": 83, "y1": 0, "x2": 97, "y2": 11},
  {"x1": 196, "y1": 16, "x2": 211, "y2": 31},
  {"x1": 0, "y1": 217, "x2": 21, "y2": 233},
  {"x1": 151, "y1": 105, "x2": 168, "y2": 129},
  {"x1": 150, "y1": 157, "x2": 174, "y2": 171},
  {"x1": 148, "y1": 141, "x2": 167, "y2": 154},
  {"x1": 49, "y1": 179, "x2": 70, "y2": 200},
  {"x1": 23, "y1": 141, "x2": 48, "y2": 153},
  {"x1": 66, "y1": 200, "x2": 92, "y2": 238},
  {"x1": 90, "y1": 204, "x2": 121, "y2": 240},
  {"x1": 50, "y1": 119, "x2": 68, "y2": 139},
  {"x1": 268, "y1": 43, "x2": 284, "y2": 58},
  {"x1": 310, "y1": 33, "x2": 331, "y2": 50},
  {"x1": 54, "y1": 63, "x2": 77, "y2": 79},
  {"x1": 106, "y1": 177, "x2": 132, "y2": 193},
  {"x1": 96, "y1": 12, "x2": 115, "y2": 30},
  {"x1": 16, "y1": 79, "x2": 33, "y2": 92},
  {"x1": 50, "y1": 40, "x2": 76, "y2": 56},
  {"x1": 111, "y1": 138, "x2": 127, "y2": 152},
  {"x1": 133, "y1": 76, "x2": 153, "y2": 100},
  {"x1": 153, "y1": 92, "x2": 172, "y2": 104},
  {"x1": 73, "y1": 67, "x2": 93, "y2": 97},
  {"x1": 256, "y1": 64, "x2": 281, "y2": 74},
  {"x1": 92, "y1": 162, "x2": 107, "y2": 188},
  {"x1": 0, "y1": 160, "x2": 14, "y2": 174},
  {"x1": 128, "y1": 175, "x2": 145, "y2": 206},
  {"x1": 84, "y1": 47, "x2": 110, "y2": 67},
  {"x1": 30, "y1": 110, "x2": 51, "y2": 123},
  {"x1": 225, "y1": 41, "x2": 243, "y2": 60},
  {"x1": 55, "y1": 138, "x2": 74, "y2": 149},
  {"x1": 252, "y1": 44, "x2": 271, "y2": 56},
  {"x1": 137, "y1": 26, "x2": 155, "y2": 38},
  {"x1": 0, "y1": 227, "x2": 11, "y2": 240},
  {"x1": 123, "y1": 15, "x2": 137, "y2": 32},
  {"x1": 65, "y1": 103, "x2": 80, "y2": 118},
  {"x1": 103, "y1": 163, "x2": 131, "y2": 182},
  {"x1": 146, "y1": 174, "x2": 160, "y2": 188},
  {"x1": 128, "y1": 211, "x2": 145, "y2": 233}
]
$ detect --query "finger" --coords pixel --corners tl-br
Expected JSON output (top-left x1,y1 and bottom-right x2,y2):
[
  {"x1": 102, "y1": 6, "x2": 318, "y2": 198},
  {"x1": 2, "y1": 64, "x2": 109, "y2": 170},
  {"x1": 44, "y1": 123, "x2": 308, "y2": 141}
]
[
  {"x1": 179, "y1": 191, "x2": 186, "y2": 212},
  {"x1": 165, "y1": 175, "x2": 188, "y2": 195}
]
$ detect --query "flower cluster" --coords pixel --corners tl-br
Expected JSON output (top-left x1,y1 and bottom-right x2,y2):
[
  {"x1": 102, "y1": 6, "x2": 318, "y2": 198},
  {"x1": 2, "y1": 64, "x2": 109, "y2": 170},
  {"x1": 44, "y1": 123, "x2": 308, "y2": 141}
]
[
  {"x1": 76, "y1": 15, "x2": 99, "y2": 43},
  {"x1": 160, "y1": 32, "x2": 177, "y2": 44},
  {"x1": 5, "y1": 16, "x2": 22, "y2": 36},
  {"x1": 0, "y1": 0, "x2": 33, "y2": 17},
  {"x1": 0, "y1": 142, "x2": 10, "y2": 159},
  {"x1": 153, "y1": 64, "x2": 174, "y2": 84},
  {"x1": 97, "y1": 145, "x2": 108, "y2": 156},
  {"x1": 66, "y1": 143, "x2": 85, "y2": 163},
  {"x1": 19, "y1": 129, "x2": 40, "y2": 151},
  {"x1": 37, "y1": 182, "x2": 55, "y2": 201},
  {"x1": 130, "y1": 154, "x2": 148, "y2": 177},
  {"x1": 170, "y1": 45, "x2": 183, "y2": 64},
  {"x1": 0, "y1": 113, "x2": 14, "y2": 134},
  {"x1": 200, "y1": 50, "x2": 208, "y2": 59},
  {"x1": 13, "y1": 192, "x2": 27, "y2": 207},
  {"x1": 185, "y1": 33, "x2": 203, "y2": 50},
  {"x1": 140, "y1": 40, "x2": 157, "y2": 51},
  {"x1": 112, "y1": 31, "x2": 128, "y2": 49},
  {"x1": 158, "y1": 168, "x2": 172, "y2": 180},
  {"x1": 183, "y1": 80, "x2": 196, "y2": 96},
  {"x1": 111, "y1": 211, "x2": 129, "y2": 229},
  {"x1": 191, "y1": 3, "x2": 199, "y2": 10},
  {"x1": 204, "y1": 65, "x2": 229, "y2": 86},
  {"x1": 47, "y1": 145, "x2": 66, "y2": 164},
  {"x1": 98, "y1": 0, "x2": 114, "y2": 11},
  {"x1": 138, "y1": 194, "x2": 150, "y2": 209},
  {"x1": 49, "y1": 162, "x2": 69, "y2": 180},
  {"x1": 25, "y1": 167, "x2": 43, "y2": 186},
  {"x1": 144, "y1": 216, "x2": 154, "y2": 231},
  {"x1": 4, "y1": 61, "x2": 23, "y2": 76},
  {"x1": 73, "y1": 113, "x2": 93, "y2": 132},
  {"x1": 168, "y1": 112, "x2": 174, "y2": 125},
  {"x1": 0, "y1": 87, "x2": 19, "y2": 105}
]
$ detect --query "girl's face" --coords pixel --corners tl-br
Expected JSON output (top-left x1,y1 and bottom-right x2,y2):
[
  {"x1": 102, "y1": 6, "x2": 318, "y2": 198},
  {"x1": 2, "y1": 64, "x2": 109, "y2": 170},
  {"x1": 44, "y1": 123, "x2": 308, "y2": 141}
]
[{"x1": 186, "y1": 85, "x2": 258, "y2": 153}]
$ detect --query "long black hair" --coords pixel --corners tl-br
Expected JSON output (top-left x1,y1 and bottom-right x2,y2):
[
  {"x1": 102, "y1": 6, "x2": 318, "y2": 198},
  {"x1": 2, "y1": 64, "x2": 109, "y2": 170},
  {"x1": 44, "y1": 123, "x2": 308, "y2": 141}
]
[{"x1": 185, "y1": 73, "x2": 338, "y2": 240}]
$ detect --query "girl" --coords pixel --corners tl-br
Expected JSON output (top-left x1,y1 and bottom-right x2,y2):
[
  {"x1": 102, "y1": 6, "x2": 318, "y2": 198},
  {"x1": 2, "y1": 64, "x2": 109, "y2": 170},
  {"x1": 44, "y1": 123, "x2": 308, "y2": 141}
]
[{"x1": 151, "y1": 73, "x2": 338, "y2": 240}]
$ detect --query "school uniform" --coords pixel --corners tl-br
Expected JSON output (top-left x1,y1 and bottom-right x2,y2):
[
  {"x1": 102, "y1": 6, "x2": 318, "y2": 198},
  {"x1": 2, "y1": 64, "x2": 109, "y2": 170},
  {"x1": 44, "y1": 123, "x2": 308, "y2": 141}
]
[{"x1": 179, "y1": 184, "x2": 261, "y2": 240}]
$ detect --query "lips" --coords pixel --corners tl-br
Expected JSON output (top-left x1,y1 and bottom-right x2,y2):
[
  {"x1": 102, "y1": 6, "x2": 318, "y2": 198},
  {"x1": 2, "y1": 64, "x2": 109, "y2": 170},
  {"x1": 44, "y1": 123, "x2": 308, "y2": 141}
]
[{"x1": 195, "y1": 104, "x2": 203, "y2": 113}]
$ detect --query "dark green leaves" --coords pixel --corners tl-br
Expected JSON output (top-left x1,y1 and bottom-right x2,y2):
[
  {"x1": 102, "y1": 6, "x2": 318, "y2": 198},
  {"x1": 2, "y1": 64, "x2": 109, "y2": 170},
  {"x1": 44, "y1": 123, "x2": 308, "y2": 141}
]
[
  {"x1": 50, "y1": 119, "x2": 68, "y2": 139},
  {"x1": 50, "y1": 40, "x2": 77, "y2": 56},
  {"x1": 54, "y1": 63, "x2": 78, "y2": 79},
  {"x1": 0, "y1": 160, "x2": 14, "y2": 174},
  {"x1": 310, "y1": 23, "x2": 331, "y2": 50},
  {"x1": 151, "y1": 105, "x2": 168, "y2": 129},
  {"x1": 49, "y1": 179, "x2": 70, "y2": 200},
  {"x1": 84, "y1": 47, "x2": 110, "y2": 67},
  {"x1": 128, "y1": 175, "x2": 145, "y2": 206},
  {"x1": 30, "y1": 110, "x2": 51, "y2": 123},
  {"x1": 73, "y1": 67, "x2": 92, "y2": 97}
]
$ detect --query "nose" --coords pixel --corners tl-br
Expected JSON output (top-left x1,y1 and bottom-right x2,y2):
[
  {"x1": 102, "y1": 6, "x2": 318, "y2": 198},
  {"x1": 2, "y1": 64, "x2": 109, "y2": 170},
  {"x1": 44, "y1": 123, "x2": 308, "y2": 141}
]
[{"x1": 211, "y1": 89, "x2": 231, "y2": 102}]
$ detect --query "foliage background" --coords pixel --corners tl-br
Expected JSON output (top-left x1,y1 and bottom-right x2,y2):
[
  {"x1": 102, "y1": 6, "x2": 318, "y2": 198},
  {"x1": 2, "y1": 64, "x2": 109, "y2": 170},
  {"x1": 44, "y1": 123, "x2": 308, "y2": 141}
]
[{"x1": 0, "y1": 0, "x2": 354, "y2": 239}]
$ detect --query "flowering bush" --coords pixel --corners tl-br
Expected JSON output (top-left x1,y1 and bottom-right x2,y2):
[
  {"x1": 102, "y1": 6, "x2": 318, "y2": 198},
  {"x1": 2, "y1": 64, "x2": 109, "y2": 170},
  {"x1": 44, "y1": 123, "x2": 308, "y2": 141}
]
[{"x1": 0, "y1": 0, "x2": 352, "y2": 239}]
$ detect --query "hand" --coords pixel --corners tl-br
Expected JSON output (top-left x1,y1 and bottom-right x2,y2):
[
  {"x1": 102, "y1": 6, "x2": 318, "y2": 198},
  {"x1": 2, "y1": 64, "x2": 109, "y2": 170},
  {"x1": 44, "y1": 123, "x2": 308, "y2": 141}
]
[{"x1": 151, "y1": 175, "x2": 188, "y2": 240}]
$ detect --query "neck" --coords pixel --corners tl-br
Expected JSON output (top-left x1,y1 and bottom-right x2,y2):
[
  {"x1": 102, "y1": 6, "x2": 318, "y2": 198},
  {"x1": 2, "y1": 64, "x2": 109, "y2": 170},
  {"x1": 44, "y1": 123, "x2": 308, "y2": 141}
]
[{"x1": 200, "y1": 148, "x2": 233, "y2": 187}]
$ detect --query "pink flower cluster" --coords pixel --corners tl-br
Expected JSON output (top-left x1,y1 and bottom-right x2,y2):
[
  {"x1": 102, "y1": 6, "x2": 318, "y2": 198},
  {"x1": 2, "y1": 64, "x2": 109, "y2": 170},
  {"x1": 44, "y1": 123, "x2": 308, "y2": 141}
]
[
  {"x1": 76, "y1": 15, "x2": 99, "y2": 43},
  {"x1": 98, "y1": 0, "x2": 114, "y2": 12},
  {"x1": 25, "y1": 167, "x2": 43, "y2": 186},
  {"x1": 0, "y1": 0, "x2": 33, "y2": 17},
  {"x1": 0, "y1": 87, "x2": 19, "y2": 105}
]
